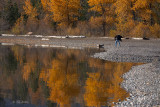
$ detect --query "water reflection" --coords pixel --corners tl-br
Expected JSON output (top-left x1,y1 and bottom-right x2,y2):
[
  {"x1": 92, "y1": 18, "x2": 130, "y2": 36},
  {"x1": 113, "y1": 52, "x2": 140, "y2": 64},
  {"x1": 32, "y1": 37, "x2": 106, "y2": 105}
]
[{"x1": 0, "y1": 45, "x2": 141, "y2": 107}]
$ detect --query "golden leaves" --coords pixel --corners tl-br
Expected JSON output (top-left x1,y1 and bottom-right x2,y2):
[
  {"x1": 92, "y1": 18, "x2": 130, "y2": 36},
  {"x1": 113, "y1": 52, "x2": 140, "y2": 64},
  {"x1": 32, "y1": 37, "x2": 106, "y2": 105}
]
[
  {"x1": 88, "y1": 0, "x2": 115, "y2": 14},
  {"x1": 114, "y1": 0, "x2": 132, "y2": 18},
  {"x1": 131, "y1": 22, "x2": 150, "y2": 37},
  {"x1": 150, "y1": 23, "x2": 160, "y2": 38},
  {"x1": 133, "y1": 0, "x2": 148, "y2": 10},
  {"x1": 47, "y1": 0, "x2": 81, "y2": 26},
  {"x1": 23, "y1": 0, "x2": 38, "y2": 18},
  {"x1": 89, "y1": 16, "x2": 104, "y2": 28},
  {"x1": 41, "y1": 0, "x2": 50, "y2": 11}
]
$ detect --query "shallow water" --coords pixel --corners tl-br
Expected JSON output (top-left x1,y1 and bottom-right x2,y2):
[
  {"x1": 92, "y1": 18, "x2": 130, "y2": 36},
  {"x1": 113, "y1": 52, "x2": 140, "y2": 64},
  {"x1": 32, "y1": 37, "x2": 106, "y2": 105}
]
[{"x1": 0, "y1": 45, "x2": 141, "y2": 107}]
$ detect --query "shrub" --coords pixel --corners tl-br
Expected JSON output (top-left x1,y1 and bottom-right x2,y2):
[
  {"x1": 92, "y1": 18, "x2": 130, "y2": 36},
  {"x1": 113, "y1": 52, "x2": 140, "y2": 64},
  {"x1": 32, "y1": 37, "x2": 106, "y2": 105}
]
[
  {"x1": 150, "y1": 23, "x2": 160, "y2": 38},
  {"x1": 130, "y1": 22, "x2": 150, "y2": 38},
  {"x1": 11, "y1": 16, "x2": 25, "y2": 34}
]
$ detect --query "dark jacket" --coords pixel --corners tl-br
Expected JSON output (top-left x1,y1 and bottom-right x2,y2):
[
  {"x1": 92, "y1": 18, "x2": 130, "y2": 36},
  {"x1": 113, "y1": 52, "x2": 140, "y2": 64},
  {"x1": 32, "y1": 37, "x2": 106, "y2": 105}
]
[{"x1": 115, "y1": 35, "x2": 122, "y2": 41}]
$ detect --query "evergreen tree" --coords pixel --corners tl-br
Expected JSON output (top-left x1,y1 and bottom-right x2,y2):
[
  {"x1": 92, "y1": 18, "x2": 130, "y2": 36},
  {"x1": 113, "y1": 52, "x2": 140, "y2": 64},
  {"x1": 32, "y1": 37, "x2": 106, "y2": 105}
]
[{"x1": 4, "y1": 1, "x2": 20, "y2": 28}]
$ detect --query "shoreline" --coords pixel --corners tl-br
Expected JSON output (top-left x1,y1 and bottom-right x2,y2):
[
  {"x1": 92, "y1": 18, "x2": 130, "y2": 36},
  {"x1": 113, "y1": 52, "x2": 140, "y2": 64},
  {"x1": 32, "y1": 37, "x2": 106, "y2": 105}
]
[
  {"x1": 115, "y1": 63, "x2": 160, "y2": 107},
  {"x1": 0, "y1": 36, "x2": 160, "y2": 106},
  {"x1": 93, "y1": 39, "x2": 160, "y2": 106}
]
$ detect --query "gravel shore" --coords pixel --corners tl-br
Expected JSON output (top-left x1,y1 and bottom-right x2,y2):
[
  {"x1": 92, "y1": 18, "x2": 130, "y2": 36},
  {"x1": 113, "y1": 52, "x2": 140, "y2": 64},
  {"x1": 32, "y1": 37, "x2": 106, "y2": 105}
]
[
  {"x1": 0, "y1": 36, "x2": 160, "y2": 107},
  {"x1": 93, "y1": 38, "x2": 160, "y2": 107},
  {"x1": 114, "y1": 63, "x2": 160, "y2": 107}
]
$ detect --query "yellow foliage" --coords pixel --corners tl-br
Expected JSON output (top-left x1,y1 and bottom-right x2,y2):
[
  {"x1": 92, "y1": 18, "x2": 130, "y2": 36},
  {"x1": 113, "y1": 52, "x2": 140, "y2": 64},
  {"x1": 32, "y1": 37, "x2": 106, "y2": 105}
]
[
  {"x1": 109, "y1": 29, "x2": 117, "y2": 37},
  {"x1": 23, "y1": 0, "x2": 39, "y2": 33},
  {"x1": 48, "y1": 0, "x2": 81, "y2": 26},
  {"x1": 131, "y1": 22, "x2": 150, "y2": 37},
  {"x1": 114, "y1": 0, "x2": 132, "y2": 20},
  {"x1": 106, "y1": 16, "x2": 114, "y2": 24},
  {"x1": 150, "y1": 23, "x2": 160, "y2": 38},
  {"x1": 132, "y1": 0, "x2": 160, "y2": 10},
  {"x1": 41, "y1": 0, "x2": 50, "y2": 11},
  {"x1": 133, "y1": 0, "x2": 148, "y2": 10},
  {"x1": 89, "y1": 16, "x2": 103, "y2": 28},
  {"x1": 116, "y1": 20, "x2": 136, "y2": 37},
  {"x1": 23, "y1": 0, "x2": 38, "y2": 18},
  {"x1": 88, "y1": 0, "x2": 115, "y2": 14},
  {"x1": 88, "y1": 0, "x2": 115, "y2": 36},
  {"x1": 133, "y1": 0, "x2": 160, "y2": 24}
]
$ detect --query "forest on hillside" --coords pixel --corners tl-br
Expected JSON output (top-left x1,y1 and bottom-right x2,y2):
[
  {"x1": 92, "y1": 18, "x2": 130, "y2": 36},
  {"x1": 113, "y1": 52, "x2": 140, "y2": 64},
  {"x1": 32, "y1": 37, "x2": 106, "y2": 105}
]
[{"x1": 0, "y1": 0, "x2": 160, "y2": 37}]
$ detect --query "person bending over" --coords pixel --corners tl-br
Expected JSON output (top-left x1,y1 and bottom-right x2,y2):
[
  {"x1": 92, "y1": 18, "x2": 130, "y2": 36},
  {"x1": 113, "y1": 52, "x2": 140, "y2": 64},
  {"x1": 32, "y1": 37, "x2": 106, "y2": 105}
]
[{"x1": 115, "y1": 35, "x2": 123, "y2": 47}]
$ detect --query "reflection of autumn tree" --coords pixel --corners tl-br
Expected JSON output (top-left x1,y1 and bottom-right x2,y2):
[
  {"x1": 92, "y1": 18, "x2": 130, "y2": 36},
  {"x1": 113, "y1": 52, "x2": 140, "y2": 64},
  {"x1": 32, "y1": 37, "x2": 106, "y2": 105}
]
[
  {"x1": 84, "y1": 72, "x2": 109, "y2": 107},
  {"x1": 0, "y1": 67, "x2": 28, "y2": 102},
  {"x1": 86, "y1": 60, "x2": 142, "y2": 106},
  {"x1": 40, "y1": 50, "x2": 81, "y2": 106},
  {"x1": 22, "y1": 51, "x2": 38, "y2": 81},
  {"x1": 28, "y1": 87, "x2": 45, "y2": 106},
  {"x1": 4, "y1": 49, "x2": 17, "y2": 72},
  {"x1": 84, "y1": 58, "x2": 109, "y2": 107},
  {"x1": 0, "y1": 46, "x2": 28, "y2": 102},
  {"x1": 11, "y1": 45, "x2": 26, "y2": 65},
  {"x1": 107, "y1": 62, "x2": 130, "y2": 103},
  {"x1": 21, "y1": 49, "x2": 42, "y2": 93},
  {"x1": 106, "y1": 62, "x2": 142, "y2": 106},
  {"x1": 88, "y1": 58, "x2": 104, "y2": 68},
  {"x1": 0, "y1": 46, "x2": 143, "y2": 107}
]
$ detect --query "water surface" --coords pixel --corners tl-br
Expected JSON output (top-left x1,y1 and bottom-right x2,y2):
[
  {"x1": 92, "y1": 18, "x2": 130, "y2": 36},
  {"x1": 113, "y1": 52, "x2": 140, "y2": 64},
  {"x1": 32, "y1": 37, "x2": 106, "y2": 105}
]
[{"x1": 0, "y1": 45, "x2": 141, "y2": 107}]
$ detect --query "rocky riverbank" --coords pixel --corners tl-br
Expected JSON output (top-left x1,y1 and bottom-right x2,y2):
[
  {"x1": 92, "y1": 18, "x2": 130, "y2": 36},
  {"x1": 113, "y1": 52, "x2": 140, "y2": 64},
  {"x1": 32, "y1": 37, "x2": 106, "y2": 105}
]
[
  {"x1": 114, "y1": 63, "x2": 160, "y2": 107},
  {"x1": 0, "y1": 36, "x2": 160, "y2": 107},
  {"x1": 93, "y1": 39, "x2": 160, "y2": 107}
]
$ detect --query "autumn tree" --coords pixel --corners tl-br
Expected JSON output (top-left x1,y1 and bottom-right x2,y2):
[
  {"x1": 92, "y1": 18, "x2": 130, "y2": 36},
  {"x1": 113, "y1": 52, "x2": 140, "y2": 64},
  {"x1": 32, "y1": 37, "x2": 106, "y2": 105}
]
[
  {"x1": 23, "y1": 0, "x2": 39, "y2": 32},
  {"x1": 113, "y1": 0, "x2": 137, "y2": 37},
  {"x1": 131, "y1": 0, "x2": 160, "y2": 38},
  {"x1": 43, "y1": 0, "x2": 81, "y2": 27},
  {"x1": 150, "y1": 23, "x2": 160, "y2": 38},
  {"x1": 23, "y1": 0, "x2": 38, "y2": 18},
  {"x1": 133, "y1": 0, "x2": 160, "y2": 25},
  {"x1": 88, "y1": 0, "x2": 115, "y2": 36},
  {"x1": 41, "y1": 0, "x2": 50, "y2": 12}
]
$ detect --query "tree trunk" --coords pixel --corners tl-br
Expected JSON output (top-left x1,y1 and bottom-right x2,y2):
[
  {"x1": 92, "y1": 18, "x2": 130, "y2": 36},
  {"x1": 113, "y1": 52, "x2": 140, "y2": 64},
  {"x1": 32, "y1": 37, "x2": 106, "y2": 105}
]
[
  {"x1": 131, "y1": 1, "x2": 136, "y2": 21},
  {"x1": 102, "y1": 21, "x2": 106, "y2": 36},
  {"x1": 101, "y1": 4, "x2": 106, "y2": 36},
  {"x1": 149, "y1": 3, "x2": 153, "y2": 25}
]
